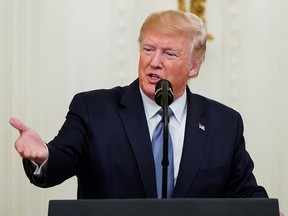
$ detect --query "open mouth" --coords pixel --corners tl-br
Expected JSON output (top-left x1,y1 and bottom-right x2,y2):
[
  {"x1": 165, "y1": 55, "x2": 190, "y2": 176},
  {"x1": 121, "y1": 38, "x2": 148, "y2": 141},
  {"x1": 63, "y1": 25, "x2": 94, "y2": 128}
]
[
  {"x1": 147, "y1": 73, "x2": 162, "y2": 84},
  {"x1": 148, "y1": 73, "x2": 161, "y2": 80}
]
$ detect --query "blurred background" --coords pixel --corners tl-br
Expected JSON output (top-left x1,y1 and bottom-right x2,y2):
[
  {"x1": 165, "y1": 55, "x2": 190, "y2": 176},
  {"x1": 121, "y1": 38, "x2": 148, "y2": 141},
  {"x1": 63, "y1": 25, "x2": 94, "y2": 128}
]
[{"x1": 1, "y1": 0, "x2": 287, "y2": 215}]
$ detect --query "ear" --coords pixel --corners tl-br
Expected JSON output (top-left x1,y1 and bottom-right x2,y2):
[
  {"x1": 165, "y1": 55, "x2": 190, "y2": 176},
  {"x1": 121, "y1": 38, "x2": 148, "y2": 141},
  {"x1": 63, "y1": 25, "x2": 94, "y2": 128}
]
[{"x1": 188, "y1": 61, "x2": 202, "y2": 78}]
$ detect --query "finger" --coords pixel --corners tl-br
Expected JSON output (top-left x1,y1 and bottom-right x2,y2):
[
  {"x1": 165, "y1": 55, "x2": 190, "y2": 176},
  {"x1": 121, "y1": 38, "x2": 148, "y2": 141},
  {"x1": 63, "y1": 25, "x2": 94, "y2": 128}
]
[
  {"x1": 23, "y1": 147, "x2": 31, "y2": 159},
  {"x1": 9, "y1": 117, "x2": 29, "y2": 133}
]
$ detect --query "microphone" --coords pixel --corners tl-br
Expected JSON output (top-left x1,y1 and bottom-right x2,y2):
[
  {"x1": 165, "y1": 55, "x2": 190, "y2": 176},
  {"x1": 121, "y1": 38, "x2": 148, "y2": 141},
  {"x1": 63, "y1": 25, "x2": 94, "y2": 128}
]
[
  {"x1": 155, "y1": 79, "x2": 174, "y2": 106},
  {"x1": 154, "y1": 79, "x2": 174, "y2": 198}
]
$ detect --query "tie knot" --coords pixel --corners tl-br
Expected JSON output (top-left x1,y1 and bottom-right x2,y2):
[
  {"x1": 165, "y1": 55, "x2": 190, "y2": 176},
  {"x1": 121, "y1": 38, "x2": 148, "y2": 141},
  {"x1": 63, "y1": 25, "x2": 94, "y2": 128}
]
[{"x1": 157, "y1": 107, "x2": 173, "y2": 117}]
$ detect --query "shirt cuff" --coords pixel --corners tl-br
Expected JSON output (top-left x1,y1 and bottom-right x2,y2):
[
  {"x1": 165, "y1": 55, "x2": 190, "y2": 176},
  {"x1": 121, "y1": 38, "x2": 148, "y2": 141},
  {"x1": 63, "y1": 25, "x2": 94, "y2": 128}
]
[{"x1": 31, "y1": 142, "x2": 49, "y2": 176}]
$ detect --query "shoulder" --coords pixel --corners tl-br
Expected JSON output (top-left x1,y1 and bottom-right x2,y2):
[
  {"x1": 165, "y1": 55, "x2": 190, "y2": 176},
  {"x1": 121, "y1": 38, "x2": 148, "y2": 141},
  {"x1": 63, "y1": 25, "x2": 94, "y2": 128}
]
[
  {"x1": 68, "y1": 79, "x2": 140, "y2": 110},
  {"x1": 69, "y1": 85, "x2": 128, "y2": 110},
  {"x1": 78, "y1": 85, "x2": 127, "y2": 100},
  {"x1": 73, "y1": 79, "x2": 139, "y2": 103},
  {"x1": 193, "y1": 93, "x2": 238, "y2": 114},
  {"x1": 188, "y1": 92, "x2": 245, "y2": 137},
  {"x1": 188, "y1": 91, "x2": 243, "y2": 124}
]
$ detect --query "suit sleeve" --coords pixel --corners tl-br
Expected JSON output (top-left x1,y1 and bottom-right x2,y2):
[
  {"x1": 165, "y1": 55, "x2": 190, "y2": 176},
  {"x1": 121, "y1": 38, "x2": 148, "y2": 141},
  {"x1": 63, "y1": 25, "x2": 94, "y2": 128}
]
[
  {"x1": 23, "y1": 93, "x2": 90, "y2": 188},
  {"x1": 225, "y1": 113, "x2": 268, "y2": 198}
]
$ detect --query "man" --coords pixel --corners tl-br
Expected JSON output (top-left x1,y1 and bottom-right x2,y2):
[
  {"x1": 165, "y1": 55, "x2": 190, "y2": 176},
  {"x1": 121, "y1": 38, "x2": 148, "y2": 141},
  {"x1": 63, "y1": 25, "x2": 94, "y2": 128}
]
[{"x1": 10, "y1": 10, "x2": 268, "y2": 199}]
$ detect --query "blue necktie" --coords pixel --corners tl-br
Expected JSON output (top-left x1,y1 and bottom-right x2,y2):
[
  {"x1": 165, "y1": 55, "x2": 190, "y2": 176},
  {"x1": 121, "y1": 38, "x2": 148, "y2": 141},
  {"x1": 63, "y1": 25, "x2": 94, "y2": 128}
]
[{"x1": 152, "y1": 108, "x2": 174, "y2": 198}]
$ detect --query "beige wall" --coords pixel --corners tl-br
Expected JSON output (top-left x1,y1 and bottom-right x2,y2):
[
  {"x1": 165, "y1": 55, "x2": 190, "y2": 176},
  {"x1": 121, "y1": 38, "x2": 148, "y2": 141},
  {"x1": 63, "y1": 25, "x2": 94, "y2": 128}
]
[{"x1": 1, "y1": 0, "x2": 287, "y2": 215}]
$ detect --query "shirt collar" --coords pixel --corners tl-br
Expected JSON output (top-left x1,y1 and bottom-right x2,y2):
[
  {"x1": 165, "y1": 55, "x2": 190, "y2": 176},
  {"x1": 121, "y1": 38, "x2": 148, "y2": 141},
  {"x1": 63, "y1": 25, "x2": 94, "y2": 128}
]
[{"x1": 140, "y1": 87, "x2": 187, "y2": 124}]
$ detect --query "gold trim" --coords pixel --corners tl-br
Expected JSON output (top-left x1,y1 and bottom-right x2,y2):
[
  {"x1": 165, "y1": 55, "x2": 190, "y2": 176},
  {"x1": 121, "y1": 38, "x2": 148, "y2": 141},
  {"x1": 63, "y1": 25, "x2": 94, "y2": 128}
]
[{"x1": 178, "y1": 0, "x2": 213, "y2": 40}]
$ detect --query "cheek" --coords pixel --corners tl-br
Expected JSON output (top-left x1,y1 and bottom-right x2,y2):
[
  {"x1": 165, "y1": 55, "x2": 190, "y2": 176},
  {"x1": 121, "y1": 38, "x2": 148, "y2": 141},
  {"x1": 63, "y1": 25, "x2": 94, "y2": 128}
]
[
  {"x1": 138, "y1": 59, "x2": 155, "y2": 99},
  {"x1": 168, "y1": 64, "x2": 190, "y2": 81},
  {"x1": 138, "y1": 57, "x2": 146, "y2": 76},
  {"x1": 139, "y1": 54, "x2": 150, "y2": 67},
  {"x1": 168, "y1": 68, "x2": 190, "y2": 92}
]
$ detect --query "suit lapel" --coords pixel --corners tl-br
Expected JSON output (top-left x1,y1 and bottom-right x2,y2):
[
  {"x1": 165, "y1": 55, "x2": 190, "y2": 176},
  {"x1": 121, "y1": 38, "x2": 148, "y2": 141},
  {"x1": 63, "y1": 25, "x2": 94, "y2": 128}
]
[
  {"x1": 173, "y1": 88, "x2": 208, "y2": 198},
  {"x1": 118, "y1": 81, "x2": 208, "y2": 198},
  {"x1": 118, "y1": 79, "x2": 157, "y2": 198}
]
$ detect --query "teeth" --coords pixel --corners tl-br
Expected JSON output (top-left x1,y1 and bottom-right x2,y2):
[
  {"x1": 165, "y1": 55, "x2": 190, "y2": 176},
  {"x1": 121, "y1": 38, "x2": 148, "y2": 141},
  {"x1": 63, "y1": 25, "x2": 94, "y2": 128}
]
[{"x1": 150, "y1": 74, "x2": 160, "y2": 78}]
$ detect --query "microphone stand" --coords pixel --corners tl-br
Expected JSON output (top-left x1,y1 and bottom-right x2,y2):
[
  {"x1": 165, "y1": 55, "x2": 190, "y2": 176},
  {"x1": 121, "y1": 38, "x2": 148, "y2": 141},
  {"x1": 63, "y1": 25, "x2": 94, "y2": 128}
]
[{"x1": 161, "y1": 82, "x2": 170, "y2": 199}]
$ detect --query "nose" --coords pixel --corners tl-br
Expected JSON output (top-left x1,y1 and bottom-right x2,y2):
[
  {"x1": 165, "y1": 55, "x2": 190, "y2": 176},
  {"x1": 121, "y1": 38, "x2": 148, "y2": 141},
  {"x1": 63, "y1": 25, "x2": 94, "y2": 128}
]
[{"x1": 150, "y1": 51, "x2": 163, "y2": 69}]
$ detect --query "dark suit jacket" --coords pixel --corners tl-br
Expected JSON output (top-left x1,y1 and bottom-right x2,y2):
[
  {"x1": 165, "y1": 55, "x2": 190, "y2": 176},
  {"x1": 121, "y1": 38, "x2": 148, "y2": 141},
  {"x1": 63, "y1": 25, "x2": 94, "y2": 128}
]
[{"x1": 24, "y1": 79, "x2": 268, "y2": 199}]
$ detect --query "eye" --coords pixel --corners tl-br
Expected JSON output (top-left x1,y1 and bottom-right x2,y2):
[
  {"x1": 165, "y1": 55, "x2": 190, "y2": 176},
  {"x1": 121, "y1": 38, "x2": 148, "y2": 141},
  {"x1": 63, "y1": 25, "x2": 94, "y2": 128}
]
[
  {"x1": 165, "y1": 50, "x2": 177, "y2": 58},
  {"x1": 142, "y1": 46, "x2": 154, "y2": 54},
  {"x1": 167, "y1": 52, "x2": 176, "y2": 56}
]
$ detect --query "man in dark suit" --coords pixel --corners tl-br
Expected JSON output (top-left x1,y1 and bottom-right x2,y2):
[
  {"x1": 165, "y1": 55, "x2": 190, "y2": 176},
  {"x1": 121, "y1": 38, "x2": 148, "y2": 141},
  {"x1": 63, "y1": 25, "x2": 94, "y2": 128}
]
[{"x1": 9, "y1": 10, "x2": 268, "y2": 199}]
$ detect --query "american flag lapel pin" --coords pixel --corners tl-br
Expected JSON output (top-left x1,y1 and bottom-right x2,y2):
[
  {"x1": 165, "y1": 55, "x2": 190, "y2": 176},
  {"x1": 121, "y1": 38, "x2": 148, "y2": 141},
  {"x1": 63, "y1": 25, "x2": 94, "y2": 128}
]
[{"x1": 199, "y1": 123, "x2": 205, "y2": 131}]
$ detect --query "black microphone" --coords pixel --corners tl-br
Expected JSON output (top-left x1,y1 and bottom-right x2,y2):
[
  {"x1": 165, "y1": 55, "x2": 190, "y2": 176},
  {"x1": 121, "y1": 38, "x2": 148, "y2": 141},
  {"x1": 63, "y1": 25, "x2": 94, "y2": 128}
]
[
  {"x1": 154, "y1": 79, "x2": 174, "y2": 198},
  {"x1": 155, "y1": 79, "x2": 174, "y2": 106}
]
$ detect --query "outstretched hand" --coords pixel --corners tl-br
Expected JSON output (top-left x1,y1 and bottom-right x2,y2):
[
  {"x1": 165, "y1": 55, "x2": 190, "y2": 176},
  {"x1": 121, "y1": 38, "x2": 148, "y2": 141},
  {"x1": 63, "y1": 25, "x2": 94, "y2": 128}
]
[{"x1": 9, "y1": 118, "x2": 48, "y2": 165}]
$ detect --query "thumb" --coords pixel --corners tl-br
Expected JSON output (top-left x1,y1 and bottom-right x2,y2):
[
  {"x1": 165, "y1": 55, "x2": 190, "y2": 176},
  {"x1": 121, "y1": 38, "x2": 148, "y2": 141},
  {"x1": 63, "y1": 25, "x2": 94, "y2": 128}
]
[{"x1": 9, "y1": 117, "x2": 29, "y2": 133}]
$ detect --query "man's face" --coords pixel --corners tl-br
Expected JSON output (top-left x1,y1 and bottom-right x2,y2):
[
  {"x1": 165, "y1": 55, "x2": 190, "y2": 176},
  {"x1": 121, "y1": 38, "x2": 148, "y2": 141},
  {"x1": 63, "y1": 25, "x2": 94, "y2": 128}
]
[{"x1": 138, "y1": 29, "x2": 201, "y2": 101}]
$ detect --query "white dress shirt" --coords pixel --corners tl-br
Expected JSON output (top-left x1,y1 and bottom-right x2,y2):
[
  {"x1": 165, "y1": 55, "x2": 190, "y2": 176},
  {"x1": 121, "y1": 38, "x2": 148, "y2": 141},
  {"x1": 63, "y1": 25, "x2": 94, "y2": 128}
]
[{"x1": 140, "y1": 89, "x2": 187, "y2": 184}]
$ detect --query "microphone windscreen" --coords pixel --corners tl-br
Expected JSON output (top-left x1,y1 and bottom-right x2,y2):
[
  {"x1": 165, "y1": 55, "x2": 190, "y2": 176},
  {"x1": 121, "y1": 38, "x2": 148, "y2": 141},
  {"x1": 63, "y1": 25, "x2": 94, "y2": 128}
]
[{"x1": 155, "y1": 80, "x2": 174, "y2": 106}]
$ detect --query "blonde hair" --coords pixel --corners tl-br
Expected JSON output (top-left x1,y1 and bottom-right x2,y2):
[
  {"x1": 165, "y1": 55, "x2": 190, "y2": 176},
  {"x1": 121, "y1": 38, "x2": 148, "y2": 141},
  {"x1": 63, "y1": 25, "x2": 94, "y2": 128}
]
[{"x1": 138, "y1": 10, "x2": 207, "y2": 62}]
